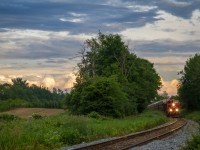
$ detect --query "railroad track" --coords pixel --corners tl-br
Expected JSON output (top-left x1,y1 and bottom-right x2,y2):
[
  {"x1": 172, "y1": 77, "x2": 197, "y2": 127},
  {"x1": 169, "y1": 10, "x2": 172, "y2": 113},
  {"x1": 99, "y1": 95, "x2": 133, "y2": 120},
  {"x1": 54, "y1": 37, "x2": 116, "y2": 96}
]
[{"x1": 66, "y1": 118, "x2": 187, "y2": 150}]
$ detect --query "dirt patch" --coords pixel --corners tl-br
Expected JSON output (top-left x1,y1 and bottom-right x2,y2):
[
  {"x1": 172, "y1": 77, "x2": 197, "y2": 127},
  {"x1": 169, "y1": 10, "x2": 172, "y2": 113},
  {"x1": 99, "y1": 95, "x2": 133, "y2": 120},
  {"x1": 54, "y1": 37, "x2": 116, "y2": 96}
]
[{"x1": 0, "y1": 108, "x2": 65, "y2": 118}]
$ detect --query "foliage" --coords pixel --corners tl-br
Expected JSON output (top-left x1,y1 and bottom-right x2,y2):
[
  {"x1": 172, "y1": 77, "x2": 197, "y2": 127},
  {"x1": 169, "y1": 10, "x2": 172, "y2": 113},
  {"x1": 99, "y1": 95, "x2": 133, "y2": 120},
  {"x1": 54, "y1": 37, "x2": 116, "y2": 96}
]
[
  {"x1": 185, "y1": 111, "x2": 200, "y2": 123},
  {"x1": 178, "y1": 54, "x2": 200, "y2": 111},
  {"x1": 32, "y1": 113, "x2": 43, "y2": 119},
  {"x1": 66, "y1": 76, "x2": 128, "y2": 118},
  {"x1": 0, "y1": 99, "x2": 29, "y2": 112},
  {"x1": 0, "y1": 110, "x2": 167, "y2": 150},
  {"x1": 0, "y1": 114, "x2": 19, "y2": 121},
  {"x1": 66, "y1": 32, "x2": 161, "y2": 116},
  {"x1": 87, "y1": 111, "x2": 106, "y2": 120},
  {"x1": 0, "y1": 78, "x2": 65, "y2": 111}
]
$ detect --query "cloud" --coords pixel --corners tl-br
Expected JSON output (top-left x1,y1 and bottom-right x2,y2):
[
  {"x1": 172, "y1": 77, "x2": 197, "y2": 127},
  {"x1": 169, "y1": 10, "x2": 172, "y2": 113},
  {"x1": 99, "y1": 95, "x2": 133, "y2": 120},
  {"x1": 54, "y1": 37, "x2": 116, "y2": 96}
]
[
  {"x1": 64, "y1": 75, "x2": 75, "y2": 90},
  {"x1": 70, "y1": 12, "x2": 87, "y2": 17},
  {"x1": 146, "y1": 56, "x2": 187, "y2": 65},
  {"x1": 121, "y1": 10, "x2": 200, "y2": 42},
  {"x1": 0, "y1": 29, "x2": 94, "y2": 59},
  {"x1": 0, "y1": 0, "x2": 160, "y2": 34},
  {"x1": 27, "y1": 80, "x2": 40, "y2": 86},
  {"x1": 42, "y1": 77, "x2": 56, "y2": 89},
  {"x1": 0, "y1": 0, "x2": 199, "y2": 93},
  {"x1": 159, "y1": 78, "x2": 179, "y2": 95},
  {"x1": 59, "y1": 18, "x2": 84, "y2": 23},
  {"x1": 0, "y1": 75, "x2": 12, "y2": 84},
  {"x1": 162, "y1": 0, "x2": 191, "y2": 7}
]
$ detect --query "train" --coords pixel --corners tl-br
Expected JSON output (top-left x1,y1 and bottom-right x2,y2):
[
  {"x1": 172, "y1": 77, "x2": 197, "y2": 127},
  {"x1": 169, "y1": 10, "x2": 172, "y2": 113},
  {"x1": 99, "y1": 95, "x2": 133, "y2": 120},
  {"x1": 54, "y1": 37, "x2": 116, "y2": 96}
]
[{"x1": 148, "y1": 99, "x2": 181, "y2": 117}]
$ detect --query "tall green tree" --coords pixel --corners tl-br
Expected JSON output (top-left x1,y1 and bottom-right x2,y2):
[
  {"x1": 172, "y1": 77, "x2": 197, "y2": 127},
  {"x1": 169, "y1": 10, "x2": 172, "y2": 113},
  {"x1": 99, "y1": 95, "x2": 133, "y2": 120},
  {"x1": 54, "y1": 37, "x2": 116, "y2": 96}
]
[
  {"x1": 66, "y1": 32, "x2": 161, "y2": 116},
  {"x1": 178, "y1": 53, "x2": 200, "y2": 111}
]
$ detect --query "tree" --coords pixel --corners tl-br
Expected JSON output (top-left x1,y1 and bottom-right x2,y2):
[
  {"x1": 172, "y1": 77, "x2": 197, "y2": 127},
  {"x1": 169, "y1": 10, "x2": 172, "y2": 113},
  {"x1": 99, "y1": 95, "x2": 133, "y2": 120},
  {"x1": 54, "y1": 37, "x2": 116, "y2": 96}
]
[
  {"x1": 178, "y1": 54, "x2": 200, "y2": 111},
  {"x1": 66, "y1": 32, "x2": 161, "y2": 116},
  {"x1": 0, "y1": 78, "x2": 65, "y2": 110},
  {"x1": 12, "y1": 78, "x2": 28, "y2": 88}
]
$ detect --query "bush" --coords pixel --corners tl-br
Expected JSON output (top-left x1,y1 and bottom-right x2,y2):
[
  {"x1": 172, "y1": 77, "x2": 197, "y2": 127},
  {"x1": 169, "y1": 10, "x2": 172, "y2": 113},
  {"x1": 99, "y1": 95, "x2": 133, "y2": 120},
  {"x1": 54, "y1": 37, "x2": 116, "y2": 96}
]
[
  {"x1": 87, "y1": 111, "x2": 102, "y2": 119},
  {"x1": 32, "y1": 113, "x2": 43, "y2": 119},
  {"x1": 66, "y1": 76, "x2": 129, "y2": 118},
  {"x1": 61, "y1": 128, "x2": 85, "y2": 145},
  {"x1": 0, "y1": 114, "x2": 18, "y2": 121}
]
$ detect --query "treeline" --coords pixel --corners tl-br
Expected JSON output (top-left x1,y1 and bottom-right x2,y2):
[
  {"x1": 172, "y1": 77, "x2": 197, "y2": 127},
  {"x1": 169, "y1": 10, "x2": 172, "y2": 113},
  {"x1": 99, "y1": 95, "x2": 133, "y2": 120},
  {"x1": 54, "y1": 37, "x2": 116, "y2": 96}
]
[
  {"x1": 178, "y1": 53, "x2": 200, "y2": 111},
  {"x1": 65, "y1": 32, "x2": 161, "y2": 118},
  {"x1": 0, "y1": 78, "x2": 65, "y2": 111}
]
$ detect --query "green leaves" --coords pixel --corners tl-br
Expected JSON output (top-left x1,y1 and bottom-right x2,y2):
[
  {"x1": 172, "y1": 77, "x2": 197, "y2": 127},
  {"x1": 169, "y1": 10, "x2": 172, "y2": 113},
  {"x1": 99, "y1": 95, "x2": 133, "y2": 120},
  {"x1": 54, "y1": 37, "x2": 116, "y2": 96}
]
[
  {"x1": 178, "y1": 53, "x2": 200, "y2": 111},
  {"x1": 0, "y1": 78, "x2": 65, "y2": 110},
  {"x1": 67, "y1": 32, "x2": 161, "y2": 117},
  {"x1": 66, "y1": 76, "x2": 128, "y2": 118}
]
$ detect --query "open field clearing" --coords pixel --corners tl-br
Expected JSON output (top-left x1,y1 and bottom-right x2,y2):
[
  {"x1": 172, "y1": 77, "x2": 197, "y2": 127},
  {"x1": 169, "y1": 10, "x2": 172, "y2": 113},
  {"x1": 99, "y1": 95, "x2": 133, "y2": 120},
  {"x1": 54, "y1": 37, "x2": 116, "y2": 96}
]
[{"x1": 0, "y1": 108, "x2": 65, "y2": 118}]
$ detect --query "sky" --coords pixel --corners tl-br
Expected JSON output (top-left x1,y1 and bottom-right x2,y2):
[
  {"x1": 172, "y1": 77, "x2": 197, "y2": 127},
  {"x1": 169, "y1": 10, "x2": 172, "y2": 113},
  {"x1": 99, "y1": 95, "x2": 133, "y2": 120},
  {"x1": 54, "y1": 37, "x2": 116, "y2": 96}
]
[{"x1": 0, "y1": 0, "x2": 200, "y2": 95}]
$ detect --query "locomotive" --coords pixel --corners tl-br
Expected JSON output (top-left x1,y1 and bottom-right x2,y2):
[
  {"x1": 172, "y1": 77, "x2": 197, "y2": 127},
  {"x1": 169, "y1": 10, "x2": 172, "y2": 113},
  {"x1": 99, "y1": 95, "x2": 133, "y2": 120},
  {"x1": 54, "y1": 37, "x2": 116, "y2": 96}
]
[{"x1": 148, "y1": 99, "x2": 181, "y2": 117}]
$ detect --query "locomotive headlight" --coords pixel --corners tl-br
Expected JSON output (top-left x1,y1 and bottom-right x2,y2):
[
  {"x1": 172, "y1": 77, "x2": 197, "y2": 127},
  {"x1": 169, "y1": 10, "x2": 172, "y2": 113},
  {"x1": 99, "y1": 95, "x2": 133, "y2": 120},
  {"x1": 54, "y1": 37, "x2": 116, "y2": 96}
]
[
  {"x1": 175, "y1": 108, "x2": 179, "y2": 112},
  {"x1": 172, "y1": 103, "x2": 175, "y2": 107},
  {"x1": 169, "y1": 108, "x2": 173, "y2": 112}
]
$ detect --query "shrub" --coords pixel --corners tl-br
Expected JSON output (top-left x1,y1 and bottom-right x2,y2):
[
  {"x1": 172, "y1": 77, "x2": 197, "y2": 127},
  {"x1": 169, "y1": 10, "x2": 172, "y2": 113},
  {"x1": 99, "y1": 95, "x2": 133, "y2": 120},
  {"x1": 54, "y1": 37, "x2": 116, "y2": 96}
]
[
  {"x1": 66, "y1": 76, "x2": 129, "y2": 118},
  {"x1": 0, "y1": 114, "x2": 18, "y2": 121},
  {"x1": 61, "y1": 128, "x2": 85, "y2": 145},
  {"x1": 87, "y1": 111, "x2": 101, "y2": 119},
  {"x1": 32, "y1": 113, "x2": 43, "y2": 119}
]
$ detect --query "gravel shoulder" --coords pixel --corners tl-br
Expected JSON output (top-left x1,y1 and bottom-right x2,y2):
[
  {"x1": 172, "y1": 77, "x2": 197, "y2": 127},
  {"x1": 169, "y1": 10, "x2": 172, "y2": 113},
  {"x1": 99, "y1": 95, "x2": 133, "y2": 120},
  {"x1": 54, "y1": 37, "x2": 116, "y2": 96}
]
[{"x1": 130, "y1": 120, "x2": 199, "y2": 150}]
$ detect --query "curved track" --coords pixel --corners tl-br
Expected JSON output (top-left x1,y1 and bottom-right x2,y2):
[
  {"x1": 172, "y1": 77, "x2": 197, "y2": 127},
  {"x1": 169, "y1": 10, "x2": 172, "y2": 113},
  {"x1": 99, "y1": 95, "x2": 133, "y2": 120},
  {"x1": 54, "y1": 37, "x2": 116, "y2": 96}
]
[{"x1": 67, "y1": 119, "x2": 187, "y2": 150}]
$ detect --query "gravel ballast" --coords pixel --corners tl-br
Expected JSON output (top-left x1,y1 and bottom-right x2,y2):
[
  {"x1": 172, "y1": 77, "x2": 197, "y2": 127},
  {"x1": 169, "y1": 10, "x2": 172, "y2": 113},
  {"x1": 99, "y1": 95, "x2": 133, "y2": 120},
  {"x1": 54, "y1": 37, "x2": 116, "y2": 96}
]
[{"x1": 130, "y1": 120, "x2": 199, "y2": 150}]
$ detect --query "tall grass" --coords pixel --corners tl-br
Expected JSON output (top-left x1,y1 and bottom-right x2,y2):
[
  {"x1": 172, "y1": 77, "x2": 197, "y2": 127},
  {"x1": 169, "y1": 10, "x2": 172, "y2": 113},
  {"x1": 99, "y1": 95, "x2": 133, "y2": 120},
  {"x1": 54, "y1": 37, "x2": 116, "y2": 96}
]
[{"x1": 0, "y1": 110, "x2": 168, "y2": 150}]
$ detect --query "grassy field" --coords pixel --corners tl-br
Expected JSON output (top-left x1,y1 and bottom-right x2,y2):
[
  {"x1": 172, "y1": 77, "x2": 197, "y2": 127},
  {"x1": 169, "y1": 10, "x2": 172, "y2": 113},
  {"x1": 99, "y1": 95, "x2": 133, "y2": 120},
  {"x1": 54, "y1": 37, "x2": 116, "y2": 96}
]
[{"x1": 0, "y1": 109, "x2": 168, "y2": 150}]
